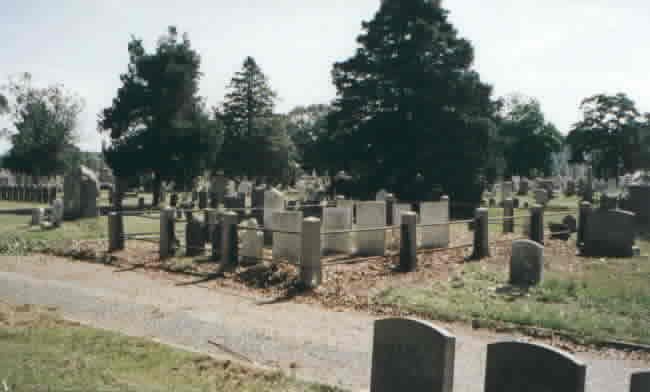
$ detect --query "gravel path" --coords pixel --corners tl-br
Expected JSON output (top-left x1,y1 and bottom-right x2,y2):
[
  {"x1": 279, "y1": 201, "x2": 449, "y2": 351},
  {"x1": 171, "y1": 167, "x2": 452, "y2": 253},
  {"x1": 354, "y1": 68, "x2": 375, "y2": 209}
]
[{"x1": 0, "y1": 255, "x2": 647, "y2": 391}]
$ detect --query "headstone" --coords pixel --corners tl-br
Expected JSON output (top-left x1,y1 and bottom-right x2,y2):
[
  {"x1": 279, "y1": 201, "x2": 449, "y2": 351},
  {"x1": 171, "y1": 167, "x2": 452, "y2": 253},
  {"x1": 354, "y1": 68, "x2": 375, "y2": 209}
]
[
  {"x1": 376, "y1": 189, "x2": 388, "y2": 201},
  {"x1": 419, "y1": 199, "x2": 449, "y2": 249},
  {"x1": 501, "y1": 181, "x2": 514, "y2": 201},
  {"x1": 512, "y1": 198, "x2": 520, "y2": 209},
  {"x1": 583, "y1": 209, "x2": 636, "y2": 257},
  {"x1": 393, "y1": 203, "x2": 412, "y2": 227},
  {"x1": 631, "y1": 371, "x2": 650, "y2": 392},
  {"x1": 198, "y1": 190, "x2": 208, "y2": 209},
  {"x1": 322, "y1": 207, "x2": 354, "y2": 255},
  {"x1": 264, "y1": 188, "x2": 286, "y2": 245},
  {"x1": 563, "y1": 215, "x2": 577, "y2": 233},
  {"x1": 607, "y1": 178, "x2": 617, "y2": 194},
  {"x1": 565, "y1": 179, "x2": 576, "y2": 196},
  {"x1": 534, "y1": 189, "x2": 548, "y2": 205},
  {"x1": 271, "y1": 210, "x2": 302, "y2": 264},
  {"x1": 209, "y1": 173, "x2": 228, "y2": 207},
  {"x1": 510, "y1": 239, "x2": 544, "y2": 286},
  {"x1": 485, "y1": 341, "x2": 586, "y2": 392},
  {"x1": 170, "y1": 193, "x2": 178, "y2": 207},
  {"x1": 31, "y1": 208, "x2": 43, "y2": 226},
  {"x1": 356, "y1": 201, "x2": 387, "y2": 256},
  {"x1": 51, "y1": 199, "x2": 64, "y2": 227},
  {"x1": 185, "y1": 219, "x2": 205, "y2": 256},
  {"x1": 240, "y1": 218, "x2": 263, "y2": 265},
  {"x1": 488, "y1": 198, "x2": 496, "y2": 208},
  {"x1": 370, "y1": 318, "x2": 455, "y2": 392},
  {"x1": 237, "y1": 181, "x2": 252, "y2": 195},
  {"x1": 64, "y1": 166, "x2": 99, "y2": 220}
]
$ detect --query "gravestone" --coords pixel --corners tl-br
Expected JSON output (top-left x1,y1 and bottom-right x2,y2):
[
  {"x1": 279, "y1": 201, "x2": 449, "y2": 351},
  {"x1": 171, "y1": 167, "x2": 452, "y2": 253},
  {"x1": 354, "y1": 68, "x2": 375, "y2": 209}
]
[
  {"x1": 534, "y1": 189, "x2": 548, "y2": 205},
  {"x1": 631, "y1": 371, "x2": 650, "y2": 392},
  {"x1": 322, "y1": 207, "x2": 353, "y2": 255},
  {"x1": 370, "y1": 318, "x2": 455, "y2": 392},
  {"x1": 510, "y1": 239, "x2": 544, "y2": 286},
  {"x1": 51, "y1": 199, "x2": 64, "y2": 227},
  {"x1": 607, "y1": 178, "x2": 617, "y2": 194},
  {"x1": 356, "y1": 201, "x2": 387, "y2": 256},
  {"x1": 170, "y1": 193, "x2": 178, "y2": 207},
  {"x1": 485, "y1": 341, "x2": 586, "y2": 392},
  {"x1": 488, "y1": 198, "x2": 496, "y2": 208},
  {"x1": 185, "y1": 219, "x2": 205, "y2": 256},
  {"x1": 198, "y1": 190, "x2": 208, "y2": 209},
  {"x1": 63, "y1": 166, "x2": 99, "y2": 220},
  {"x1": 565, "y1": 179, "x2": 576, "y2": 196},
  {"x1": 31, "y1": 208, "x2": 43, "y2": 226},
  {"x1": 271, "y1": 211, "x2": 302, "y2": 264},
  {"x1": 599, "y1": 194, "x2": 618, "y2": 210},
  {"x1": 240, "y1": 218, "x2": 263, "y2": 265},
  {"x1": 512, "y1": 198, "x2": 520, "y2": 209},
  {"x1": 583, "y1": 209, "x2": 636, "y2": 257},
  {"x1": 237, "y1": 180, "x2": 252, "y2": 195},
  {"x1": 393, "y1": 203, "x2": 412, "y2": 227},
  {"x1": 376, "y1": 189, "x2": 388, "y2": 201},
  {"x1": 210, "y1": 172, "x2": 228, "y2": 208},
  {"x1": 264, "y1": 188, "x2": 286, "y2": 246},
  {"x1": 563, "y1": 215, "x2": 577, "y2": 233},
  {"x1": 419, "y1": 199, "x2": 449, "y2": 249},
  {"x1": 501, "y1": 181, "x2": 514, "y2": 201}
]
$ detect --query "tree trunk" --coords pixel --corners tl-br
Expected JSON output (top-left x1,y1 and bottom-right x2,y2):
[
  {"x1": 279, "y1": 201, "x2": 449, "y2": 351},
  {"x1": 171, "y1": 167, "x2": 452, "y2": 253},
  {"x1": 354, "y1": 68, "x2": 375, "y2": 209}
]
[{"x1": 152, "y1": 172, "x2": 162, "y2": 207}]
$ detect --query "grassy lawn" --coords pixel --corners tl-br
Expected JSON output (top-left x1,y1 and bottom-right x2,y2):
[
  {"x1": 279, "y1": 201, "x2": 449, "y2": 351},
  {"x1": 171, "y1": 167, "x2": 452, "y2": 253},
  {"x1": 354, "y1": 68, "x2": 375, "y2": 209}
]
[
  {"x1": 0, "y1": 200, "x2": 47, "y2": 209},
  {"x1": 0, "y1": 301, "x2": 341, "y2": 392},
  {"x1": 0, "y1": 213, "x2": 165, "y2": 255},
  {"x1": 375, "y1": 252, "x2": 650, "y2": 345}
]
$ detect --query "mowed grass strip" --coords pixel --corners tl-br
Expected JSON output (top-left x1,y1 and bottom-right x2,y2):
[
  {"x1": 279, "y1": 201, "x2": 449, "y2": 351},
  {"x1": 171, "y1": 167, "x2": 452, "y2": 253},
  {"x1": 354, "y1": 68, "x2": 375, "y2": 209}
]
[
  {"x1": 0, "y1": 301, "x2": 343, "y2": 392},
  {"x1": 375, "y1": 257, "x2": 650, "y2": 345}
]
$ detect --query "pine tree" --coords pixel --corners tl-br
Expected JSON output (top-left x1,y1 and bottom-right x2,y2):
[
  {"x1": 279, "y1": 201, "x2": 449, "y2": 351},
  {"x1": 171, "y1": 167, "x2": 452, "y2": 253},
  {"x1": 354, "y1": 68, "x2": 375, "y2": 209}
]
[
  {"x1": 328, "y1": 0, "x2": 496, "y2": 215},
  {"x1": 219, "y1": 57, "x2": 285, "y2": 180}
]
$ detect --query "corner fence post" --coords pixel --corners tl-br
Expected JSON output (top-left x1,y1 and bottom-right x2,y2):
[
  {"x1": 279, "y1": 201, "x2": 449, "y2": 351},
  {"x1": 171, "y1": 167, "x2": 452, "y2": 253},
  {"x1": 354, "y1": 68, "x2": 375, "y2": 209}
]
[
  {"x1": 108, "y1": 212, "x2": 124, "y2": 252},
  {"x1": 470, "y1": 208, "x2": 489, "y2": 260},
  {"x1": 159, "y1": 207, "x2": 174, "y2": 259},
  {"x1": 577, "y1": 201, "x2": 591, "y2": 249},
  {"x1": 300, "y1": 217, "x2": 322, "y2": 288},
  {"x1": 399, "y1": 211, "x2": 418, "y2": 272},
  {"x1": 221, "y1": 211, "x2": 238, "y2": 265}
]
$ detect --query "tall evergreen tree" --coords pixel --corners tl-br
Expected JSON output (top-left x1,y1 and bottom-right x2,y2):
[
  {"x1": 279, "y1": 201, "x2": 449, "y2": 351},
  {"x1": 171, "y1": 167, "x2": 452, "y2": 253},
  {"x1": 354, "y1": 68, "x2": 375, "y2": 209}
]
[
  {"x1": 99, "y1": 26, "x2": 222, "y2": 205},
  {"x1": 218, "y1": 57, "x2": 287, "y2": 181},
  {"x1": 328, "y1": 0, "x2": 496, "y2": 215}
]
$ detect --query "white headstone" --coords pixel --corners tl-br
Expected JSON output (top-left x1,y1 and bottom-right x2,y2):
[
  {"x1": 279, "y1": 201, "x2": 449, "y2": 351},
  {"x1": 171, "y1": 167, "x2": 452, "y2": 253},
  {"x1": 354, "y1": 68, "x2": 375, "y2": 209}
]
[
  {"x1": 237, "y1": 181, "x2": 252, "y2": 195},
  {"x1": 393, "y1": 203, "x2": 412, "y2": 226},
  {"x1": 419, "y1": 199, "x2": 450, "y2": 249},
  {"x1": 272, "y1": 211, "x2": 303, "y2": 264},
  {"x1": 263, "y1": 188, "x2": 285, "y2": 227},
  {"x1": 355, "y1": 201, "x2": 387, "y2": 256},
  {"x1": 376, "y1": 189, "x2": 388, "y2": 201},
  {"x1": 240, "y1": 218, "x2": 263, "y2": 265},
  {"x1": 322, "y1": 207, "x2": 353, "y2": 255},
  {"x1": 607, "y1": 178, "x2": 617, "y2": 194}
]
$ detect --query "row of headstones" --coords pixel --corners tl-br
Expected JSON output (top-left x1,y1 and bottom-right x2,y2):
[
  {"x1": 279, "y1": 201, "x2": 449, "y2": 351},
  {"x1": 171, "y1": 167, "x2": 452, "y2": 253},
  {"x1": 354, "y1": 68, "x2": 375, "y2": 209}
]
[
  {"x1": 0, "y1": 185, "x2": 57, "y2": 204},
  {"x1": 371, "y1": 317, "x2": 649, "y2": 392}
]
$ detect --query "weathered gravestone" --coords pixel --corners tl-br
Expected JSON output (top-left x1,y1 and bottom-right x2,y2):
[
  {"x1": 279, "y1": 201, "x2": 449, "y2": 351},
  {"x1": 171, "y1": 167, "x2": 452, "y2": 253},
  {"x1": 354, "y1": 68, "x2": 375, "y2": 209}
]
[
  {"x1": 501, "y1": 181, "x2": 514, "y2": 202},
  {"x1": 485, "y1": 341, "x2": 586, "y2": 392},
  {"x1": 271, "y1": 211, "x2": 302, "y2": 264},
  {"x1": 185, "y1": 217, "x2": 205, "y2": 256},
  {"x1": 565, "y1": 179, "x2": 576, "y2": 196},
  {"x1": 599, "y1": 194, "x2": 618, "y2": 210},
  {"x1": 534, "y1": 189, "x2": 548, "y2": 205},
  {"x1": 419, "y1": 198, "x2": 450, "y2": 249},
  {"x1": 240, "y1": 218, "x2": 263, "y2": 265},
  {"x1": 583, "y1": 209, "x2": 636, "y2": 257},
  {"x1": 375, "y1": 189, "x2": 388, "y2": 201},
  {"x1": 322, "y1": 207, "x2": 353, "y2": 255},
  {"x1": 31, "y1": 208, "x2": 43, "y2": 226},
  {"x1": 63, "y1": 166, "x2": 99, "y2": 220},
  {"x1": 356, "y1": 201, "x2": 386, "y2": 256},
  {"x1": 198, "y1": 190, "x2": 208, "y2": 210},
  {"x1": 563, "y1": 215, "x2": 577, "y2": 233},
  {"x1": 630, "y1": 371, "x2": 650, "y2": 392},
  {"x1": 370, "y1": 318, "x2": 455, "y2": 392},
  {"x1": 510, "y1": 239, "x2": 544, "y2": 286},
  {"x1": 264, "y1": 188, "x2": 286, "y2": 245},
  {"x1": 488, "y1": 198, "x2": 496, "y2": 208}
]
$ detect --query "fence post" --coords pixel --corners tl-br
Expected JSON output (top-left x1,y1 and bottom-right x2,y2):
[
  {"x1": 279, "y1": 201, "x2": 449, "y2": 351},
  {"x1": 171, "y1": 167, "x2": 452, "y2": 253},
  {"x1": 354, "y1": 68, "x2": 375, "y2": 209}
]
[
  {"x1": 399, "y1": 211, "x2": 418, "y2": 272},
  {"x1": 159, "y1": 207, "x2": 174, "y2": 259},
  {"x1": 529, "y1": 205, "x2": 544, "y2": 245},
  {"x1": 503, "y1": 198, "x2": 514, "y2": 233},
  {"x1": 300, "y1": 217, "x2": 322, "y2": 288},
  {"x1": 470, "y1": 208, "x2": 489, "y2": 260},
  {"x1": 206, "y1": 209, "x2": 220, "y2": 261},
  {"x1": 577, "y1": 201, "x2": 591, "y2": 248},
  {"x1": 221, "y1": 211, "x2": 239, "y2": 265},
  {"x1": 108, "y1": 212, "x2": 125, "y2": 252}
]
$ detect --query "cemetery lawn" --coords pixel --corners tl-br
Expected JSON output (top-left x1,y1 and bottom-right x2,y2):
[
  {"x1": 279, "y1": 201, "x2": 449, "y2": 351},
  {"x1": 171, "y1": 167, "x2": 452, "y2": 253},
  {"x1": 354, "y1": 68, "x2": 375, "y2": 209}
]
[
  {"x1": 375, "y1": 254, "x2": 650, "y2": 345},
  {"x1": 0, "y1": 301, "x2": 342, "y2": 392},
  {"x1": 0, "y1": 200, "x2": 47, "y2": 209},
  {"x1": 0, "y1": 213, "x2": 164, "y2": 255}
]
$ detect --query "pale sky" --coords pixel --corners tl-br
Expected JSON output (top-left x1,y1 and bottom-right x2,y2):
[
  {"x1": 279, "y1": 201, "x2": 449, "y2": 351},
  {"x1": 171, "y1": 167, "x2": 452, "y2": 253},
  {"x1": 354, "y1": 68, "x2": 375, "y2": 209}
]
[{"x1": 1, "y1": 0, "x2": 649, "y2": 153}]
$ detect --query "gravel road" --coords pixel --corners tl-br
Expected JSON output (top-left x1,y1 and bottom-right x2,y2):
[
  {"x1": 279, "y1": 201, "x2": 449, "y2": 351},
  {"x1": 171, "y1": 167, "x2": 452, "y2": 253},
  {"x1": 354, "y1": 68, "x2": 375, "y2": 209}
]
[{"x1": 0, "y1": 255, "x2": 647, "y2": 391}]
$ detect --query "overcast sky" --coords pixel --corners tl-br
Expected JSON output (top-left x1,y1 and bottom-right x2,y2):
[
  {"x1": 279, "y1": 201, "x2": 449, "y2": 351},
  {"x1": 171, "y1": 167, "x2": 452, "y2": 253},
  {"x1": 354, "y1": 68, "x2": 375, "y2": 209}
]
[{"x1": 2, "y1": 0, "x2": 649, "y2": 153}]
